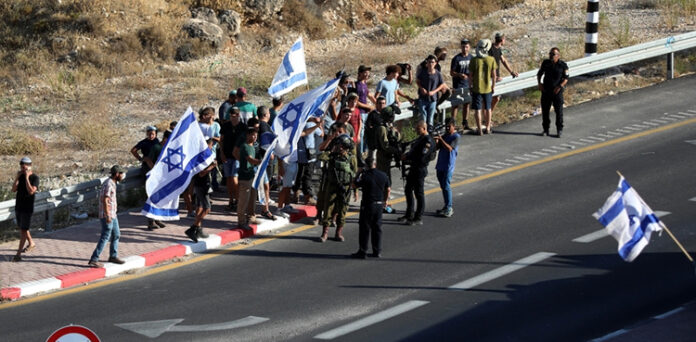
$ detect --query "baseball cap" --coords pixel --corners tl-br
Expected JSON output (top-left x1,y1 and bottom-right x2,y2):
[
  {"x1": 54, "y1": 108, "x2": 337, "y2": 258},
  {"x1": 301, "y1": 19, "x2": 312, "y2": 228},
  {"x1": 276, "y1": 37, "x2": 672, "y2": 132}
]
[
  {"x1": 145, "y1": 125, "x2": 157, "y2": 132},
  {"x1": 336, "y1": 71, "x2": 350, "y2": 79},
  {"x1": 237, "y1": 87, "x2": 247, "y2": 96},
  {"x1": 358, "y1": 65, "x2": 371, "y2": 73},
  {"x1": 476, "y1": 39, "x2": 492, "y2": 57},
  {"x1": 110, "y1": 165, "x2": 125, "y2": 174},
  {"x1": 229, "y1": 106, "x2": 240, "y2": 114},
  {"x1": 20, "y1": 157, "x2": 32, "y2": 165},
  {"x1": 460, "y1": 38, "x2": 470, "y2": 45},
  {"x1": 228, "y1": 90, "x2": 237, "y2": 96}
]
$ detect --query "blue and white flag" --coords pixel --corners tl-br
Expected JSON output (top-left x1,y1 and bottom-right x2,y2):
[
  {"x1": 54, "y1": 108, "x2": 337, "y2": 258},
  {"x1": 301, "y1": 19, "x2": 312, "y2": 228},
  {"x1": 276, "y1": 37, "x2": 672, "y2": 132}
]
[
  {"x1": 142, "y1": 107, "x2": 215, "y2": 221},
  {"x1": 272, "y1": 76, "x2": 339, "y2": 163},
  {"x1": 252, "y1": 137, "x2": 279, "y2": 205},
  {"x1": 268, "y1": 37, "x2": 308, "y2": 98},
  {"x1": 593, "y1": 176, "x2": 663, "y2": 262}
]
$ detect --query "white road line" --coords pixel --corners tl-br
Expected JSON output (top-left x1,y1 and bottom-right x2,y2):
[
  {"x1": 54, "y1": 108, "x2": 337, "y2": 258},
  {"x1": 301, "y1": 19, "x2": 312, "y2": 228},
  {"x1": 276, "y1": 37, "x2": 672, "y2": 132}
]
[
  {"x1": 590, "y1": 329, "x2": 629, "y2": 342},
  {"x1": 522, "y1": 154, "x2": 539, "y2": 159},
  {"x1": 622, "y1": 126, "x2": 641, "y2": 131},
  {"x1": 573, "y1": 229, "x2": 608, "y2": 243},
  {"x1": 616, "y1": 128, "x2": 634, "y2": 133},
  {"x1": 689, "y1": 197, "x2": 696, "y2": 202},
  {"x1": 569, "y1": 140, "x2": 587, "y2": 146},
  {"x1": 542, "y1": 148, "x2": 557, "y2": 153},
  {"x1": 579, "y1": 138, "x2": 597, "y2": 144},
  {"x1": 679, "y1": 111, "x2": 696, "y2": 116},
  {"x1": 662, "y1": 116, "x2": 678, "y2": 121},
  {"x1": 687, "y1": 109, "x2": 696, "y2": 114},
  {"x1": 652, "y1": 119, "x2": 669, "y2": 124},
  {"x1": 668, "y1": 113, "x2": 687, "y2": 119},
  {"x1": 654, "y1": 211, "x2": 671, "y2": 218},
  {"x1": 549, "y1": 146, "x2": 568, "y2": 151},
  {"x1": 586, "y1": 136, "x2": 606, "y2": 141},
  {"x1": 628, "y1": 124, "x2": 649, "y2": 129},
  {"x1": 561, "y1": 144, "x2": 575, "y2": 149},
  {"x1": 448, "y1": 252, "x2": 556, "y2": 290},
  {"x1": 476, "y1": 167, "x2": 493, "y2": 172},
  {"x1": 313, "y1": 300, "x2": 429, "y2": 340},
  {"x1": 604, "y1": 131, "x2": 622, "y2": 136},
  {"x1": 654, "y1": 307, "x2": 684, "y2": 319},
  {"x1": 641, "y1": 121, "x2": 660, "y2": 126},
  {"x1": 494, "y1": 161, "x2": 513, "y2": 166},
  {"x1": 514, "y1": 156, "x2": 532, "y2": 161},
  {"x1": 486, "y1": 164, "x2": 504, "y2": 169},
  {"x1": 532, "y1": 151, "x2": 549, "y2": 156},
  {"x1": 505, "y1": 159, "x2": 521, "y2": 163}
]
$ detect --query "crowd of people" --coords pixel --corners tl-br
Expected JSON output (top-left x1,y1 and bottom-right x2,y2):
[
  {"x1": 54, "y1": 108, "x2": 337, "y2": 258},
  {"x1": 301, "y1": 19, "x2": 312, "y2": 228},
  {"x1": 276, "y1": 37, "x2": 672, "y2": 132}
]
[{"x1": 10, "y1": 34, "x2": 570, "y2": 264}]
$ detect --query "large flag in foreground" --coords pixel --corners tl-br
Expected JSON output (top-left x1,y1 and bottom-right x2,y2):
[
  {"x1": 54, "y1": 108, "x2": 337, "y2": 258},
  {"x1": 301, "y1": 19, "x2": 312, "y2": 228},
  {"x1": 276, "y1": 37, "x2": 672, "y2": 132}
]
[
  {"x1": 593, "y1": 176, "x2": 663, "y2": 262},
  {"x1": 142, "y1": 107, "x2": 215, "y2": 221},
  {"x1": 268, "y1": 37, "x2": 308, "y2": 98},
  {"x1": 271, "y1": 76, "x2": 339, "y2": 163}
]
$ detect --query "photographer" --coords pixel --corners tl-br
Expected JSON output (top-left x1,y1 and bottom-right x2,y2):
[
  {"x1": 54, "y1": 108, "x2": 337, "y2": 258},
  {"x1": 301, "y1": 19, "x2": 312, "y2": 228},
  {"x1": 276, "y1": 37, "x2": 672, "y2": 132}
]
[
  {"x1": 398, "y1": 120, "x2": 435, "y2": 226},
  {"x1": 11, "y1": 157, "x2": 39, "y2": 262},
  {"x1": 434, "y1": 118, "x2": 460, "y2": 218}
]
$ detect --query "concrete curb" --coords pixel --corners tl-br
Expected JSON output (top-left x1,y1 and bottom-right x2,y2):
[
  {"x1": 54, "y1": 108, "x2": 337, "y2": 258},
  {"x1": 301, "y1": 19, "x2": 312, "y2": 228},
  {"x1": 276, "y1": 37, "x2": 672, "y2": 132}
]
[{"x1": 1, "y1": 206, "x2": 315, "y2": 301}]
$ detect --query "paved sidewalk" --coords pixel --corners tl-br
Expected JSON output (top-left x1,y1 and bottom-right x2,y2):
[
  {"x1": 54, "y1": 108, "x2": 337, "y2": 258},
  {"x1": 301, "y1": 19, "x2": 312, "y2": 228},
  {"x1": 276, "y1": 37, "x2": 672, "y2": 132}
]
[{"x1": 0, "y1": 190, "x2": 316, "y2": 300}]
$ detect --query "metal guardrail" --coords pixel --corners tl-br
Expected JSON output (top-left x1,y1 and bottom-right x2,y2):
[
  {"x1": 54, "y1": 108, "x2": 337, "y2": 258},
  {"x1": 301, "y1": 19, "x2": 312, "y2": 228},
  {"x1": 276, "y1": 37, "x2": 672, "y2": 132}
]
[
  {"x1": 394, "y1": 30, "x2": 696, "y2": 122},
  {"x1": 1, "y1": 31, "x2": 695, "y2": 228},
  {"x1": 0, "y1": 168, "x2": 143, "y2": 230}
]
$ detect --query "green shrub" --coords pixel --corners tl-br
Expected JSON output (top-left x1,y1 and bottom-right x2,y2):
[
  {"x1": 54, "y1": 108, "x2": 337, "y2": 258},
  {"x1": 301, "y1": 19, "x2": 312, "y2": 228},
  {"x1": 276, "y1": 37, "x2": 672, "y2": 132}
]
[
  {"x1": 281, "y1": 0, "x2": 328, "y2": 40},
  {"x1": 384, "y1": 17, "x2": 423, "y2": 44}
]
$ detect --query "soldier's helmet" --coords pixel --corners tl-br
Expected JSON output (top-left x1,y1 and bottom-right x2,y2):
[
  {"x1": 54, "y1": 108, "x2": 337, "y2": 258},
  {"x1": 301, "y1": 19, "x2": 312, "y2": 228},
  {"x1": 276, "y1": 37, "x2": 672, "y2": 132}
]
[
  {"x1": 380, "y1": 106, "x2": 395, "y2": 124},
  {"x1": 336, "y1": 134, "x2": 355, "y2": 151}
]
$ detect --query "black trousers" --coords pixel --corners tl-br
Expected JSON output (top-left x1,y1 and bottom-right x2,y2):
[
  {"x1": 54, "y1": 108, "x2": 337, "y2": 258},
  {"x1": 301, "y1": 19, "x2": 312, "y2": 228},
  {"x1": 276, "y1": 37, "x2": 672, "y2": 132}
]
[
  {"x1": 358, "y1": 202, "x2": 383, "y2": 254},
  {"x1": 405, "y1": 166, "x2": 426, "y2": 219},
  {"x1": 293, "y1": 162, "x2": 315, "y2": 197},
  {"x1": 541, "y1": 90, "x2": 564, "y2": 132}
]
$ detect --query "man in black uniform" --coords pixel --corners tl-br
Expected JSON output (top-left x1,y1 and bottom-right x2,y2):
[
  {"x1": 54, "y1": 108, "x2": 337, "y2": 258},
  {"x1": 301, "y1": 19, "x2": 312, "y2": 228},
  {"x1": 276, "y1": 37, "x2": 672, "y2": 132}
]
[
  {"x1": 537, "y1": 47, "x2": 569, "y2": 138},
  {"x1": 398, "y1": 120, "x2": 435, "y2": 226},
  {"x1": 351, "y1": 155, "x2": 391, "y2": 259}
]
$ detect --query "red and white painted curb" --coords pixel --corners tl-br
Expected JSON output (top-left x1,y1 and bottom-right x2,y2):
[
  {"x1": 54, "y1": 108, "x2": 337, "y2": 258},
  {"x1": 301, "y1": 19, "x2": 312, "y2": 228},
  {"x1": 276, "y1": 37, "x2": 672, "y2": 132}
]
[{"x1": 1, "y1": 206, "x2": 316, "y2": 301}]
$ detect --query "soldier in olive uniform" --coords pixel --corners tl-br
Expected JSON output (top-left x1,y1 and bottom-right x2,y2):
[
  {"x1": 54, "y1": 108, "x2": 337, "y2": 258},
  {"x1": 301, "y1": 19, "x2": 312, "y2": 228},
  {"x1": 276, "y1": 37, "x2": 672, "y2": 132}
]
[{"x1": 317, "y1": 124, "x2": 357, "y2": 242}]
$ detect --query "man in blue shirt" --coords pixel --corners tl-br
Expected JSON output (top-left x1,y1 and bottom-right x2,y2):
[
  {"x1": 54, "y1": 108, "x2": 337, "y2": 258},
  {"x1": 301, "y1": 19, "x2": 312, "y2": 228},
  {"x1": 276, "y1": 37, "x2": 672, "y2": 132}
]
[{"x1": 434, "y1": 118, "x2": 459, "y2": 218}]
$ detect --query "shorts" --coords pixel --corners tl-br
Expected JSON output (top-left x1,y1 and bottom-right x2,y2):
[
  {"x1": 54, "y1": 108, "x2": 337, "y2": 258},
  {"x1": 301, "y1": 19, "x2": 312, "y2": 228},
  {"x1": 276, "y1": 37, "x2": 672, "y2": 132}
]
[
  {"x1": 223, "y1": 159, "x2": 239, "y2": 178},
  {"x1": 470, "y1": 92, "x2": 493, "y2": 110},
  {"x1": 282, "y1": 161, "x2": 298, "y2": 188},
  {"x1": 450, "y1": 87, "x2": 471, "y2": 106},
  {"x1": 194, "y1": 186, "x2": 211, "y2": 209},
  {"x1": 15, "y1": 210, "x2": 32, "y2": 230}
]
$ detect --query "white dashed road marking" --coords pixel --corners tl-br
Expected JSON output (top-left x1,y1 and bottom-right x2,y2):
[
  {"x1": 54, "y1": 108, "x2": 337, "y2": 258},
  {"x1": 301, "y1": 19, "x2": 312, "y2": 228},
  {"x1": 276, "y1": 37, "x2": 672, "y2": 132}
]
[
  {"x1": 448, "y1": 252, "x2": 556, "y2": 290},
  {"x1": 573, "y1": 229, "x2": 609, "y2": 243}
]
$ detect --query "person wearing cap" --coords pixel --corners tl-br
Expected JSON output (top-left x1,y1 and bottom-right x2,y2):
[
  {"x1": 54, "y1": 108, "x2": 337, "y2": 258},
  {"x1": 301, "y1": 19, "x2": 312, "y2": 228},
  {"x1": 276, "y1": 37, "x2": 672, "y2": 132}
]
[
  {"x1": 11, "y1": 157, "x2": 39, "y2": 262},
  {"x1": 219, "y1": 89, "x2": 237, "y2": 122},
  {"x1": 130, "y1": 126, "x2": 160, "y2": 172},
  {"x1": 434, "y1": 118, "x2": 459, "y2": 218},
  {"x1": 416, "y1": 55, "x2": 446, "y2": 129},
  {"x1": 468, "y1": 39, "x2": 498, "y2": 135},
  {"x1": 88, "y1": 165, "x2": 126, "y2": 268},
  {"x1": 351, "y1": 154, "x2": 390, "y2": 259},
  {"x1": 490, "y1": 32, "x2": 519, "y2": 113},
  {"x1": 220, "y1": 106, "x2": 248, "y2": 210},
  {"x1": 450, "y1": 38, "x2": 474, "y2": 131},
  {"x1": 234, "y1": 87, "x2": 257, "y2": 123},
  {"x1": 537, "y1": 47, "x2": 569, "y2": 138}
]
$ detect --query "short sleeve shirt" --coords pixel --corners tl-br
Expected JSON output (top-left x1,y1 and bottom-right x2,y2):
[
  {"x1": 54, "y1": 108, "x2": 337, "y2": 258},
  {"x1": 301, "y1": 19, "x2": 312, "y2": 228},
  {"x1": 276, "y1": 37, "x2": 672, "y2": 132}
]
[
  {"x1": 375, "y1": 79, "x2": 399, "y2": 106},
  {"x1": 537, "y1": 59, "x2": 569, "y2": 92},
  {"x1": 135, "y1": 138, "x2": 160, "y2": 159},
  {"x1": 99, "y1": 178, "x2": 117, "y2": 219},
  {"x1": 356, "y1": 81, "x2": 370, "y2": 114},
  {"x1": 199, "y1": 121, "x2": 221, "y2": 158},
  {"x1": 238, "y1": 143, "x2": 256, "y2": 181},
  {"x1": 220, "y1": 121, "x2": 248, "y2": 159},
  {"x1": 451, "y1": 53, "x2": 473, "y2": 89},
  {"x1": 489, "y1": 46, "x2": 503, "y2": 75},
  {"x1": 15, "y1": 174, "x2": 39, "y2": 212},
  {"x1": 435, "y1": 133, "x2": 460, "y2": 173},
  {"x1": 236, "y1": 101, "x2": 257, "y2": 123},
  {"x1": 470, "y1": 56, "x2": 498, "y2": 94},
  {"x1": 355, "y1": 168, "x2": 390, "y2": 203},
  {"x1": 417, "y1": 70, "x2": 444, "y2": 102}
]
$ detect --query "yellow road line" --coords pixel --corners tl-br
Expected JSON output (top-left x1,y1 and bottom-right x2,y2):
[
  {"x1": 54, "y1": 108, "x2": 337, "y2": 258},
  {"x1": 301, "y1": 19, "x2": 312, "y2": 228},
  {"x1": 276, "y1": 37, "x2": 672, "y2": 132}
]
[{"x1": 3, "y1": 116, "x2": 695, "y2": 309}]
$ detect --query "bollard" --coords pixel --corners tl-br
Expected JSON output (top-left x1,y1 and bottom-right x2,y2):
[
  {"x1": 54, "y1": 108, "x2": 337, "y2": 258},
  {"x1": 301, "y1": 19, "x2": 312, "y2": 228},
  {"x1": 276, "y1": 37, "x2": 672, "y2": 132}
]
[{"x1": 585, "y1": 0, "x2": 599, "y2": 56}]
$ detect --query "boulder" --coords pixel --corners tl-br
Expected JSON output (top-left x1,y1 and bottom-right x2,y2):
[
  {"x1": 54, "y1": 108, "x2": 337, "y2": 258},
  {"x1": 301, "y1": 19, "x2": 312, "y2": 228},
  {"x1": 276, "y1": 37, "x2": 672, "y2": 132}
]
[
  {"x1": 182, "y1": 19, "x2": 225, "y2": 49},
  {"x1": 191, "y1": 7, "x2": 219, "y2": 24},
  {"x1": 218, "y1": 10, "x2": 242, "y2": 36},
  {"x1": 245, "y1": 0, "x2": 285, "y2": 21}
]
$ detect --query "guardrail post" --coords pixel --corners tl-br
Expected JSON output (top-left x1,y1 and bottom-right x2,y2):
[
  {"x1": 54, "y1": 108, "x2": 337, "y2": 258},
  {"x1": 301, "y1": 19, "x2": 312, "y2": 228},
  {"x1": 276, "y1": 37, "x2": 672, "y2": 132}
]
[
  {"x1": 45, "y1": 209, "x2": 54, "y2": 232},
  {"x1": 666, "y1": 52, "x2": 674, "y2": 80}
]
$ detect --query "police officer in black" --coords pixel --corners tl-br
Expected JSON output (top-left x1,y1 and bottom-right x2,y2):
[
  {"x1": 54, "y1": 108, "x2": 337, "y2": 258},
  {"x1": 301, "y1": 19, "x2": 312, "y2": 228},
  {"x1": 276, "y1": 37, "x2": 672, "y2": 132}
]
[
  {"x1": 537, "y1": 47, "x2": 569, "y2": 138},
  {"x1": 351, "y1": 155, "x2": 391, "y2": 259},
  {"x1": 398, "y1": 120, "x2": 435, "y2": 226}
]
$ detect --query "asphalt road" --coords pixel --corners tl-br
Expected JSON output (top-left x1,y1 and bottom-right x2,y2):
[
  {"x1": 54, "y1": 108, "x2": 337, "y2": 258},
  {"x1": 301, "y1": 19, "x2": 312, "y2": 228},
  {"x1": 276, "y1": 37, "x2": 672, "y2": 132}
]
[{"x1": 1, "y1": 75, "x2": 696, "y2": 341}]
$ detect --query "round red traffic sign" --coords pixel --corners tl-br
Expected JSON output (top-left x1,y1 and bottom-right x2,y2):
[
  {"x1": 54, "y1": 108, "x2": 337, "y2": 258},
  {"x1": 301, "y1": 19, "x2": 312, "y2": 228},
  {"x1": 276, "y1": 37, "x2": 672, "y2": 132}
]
[{"x1": 46, "y1": 325, "x2": 100, "y2": 342}]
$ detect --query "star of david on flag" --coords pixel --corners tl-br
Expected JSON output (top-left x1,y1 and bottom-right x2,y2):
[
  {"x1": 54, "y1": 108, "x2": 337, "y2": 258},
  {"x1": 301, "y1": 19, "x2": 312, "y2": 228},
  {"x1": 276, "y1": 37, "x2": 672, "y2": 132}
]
[
  {"x1": 141, "y1": 107, "x2": 215, "y2": 221},
  {"x1": 268, "y1": 37, "x2": 308, "y2": 98},
  {"x1": 593, "y1": 176, "x2": 663, "y2": 262}
]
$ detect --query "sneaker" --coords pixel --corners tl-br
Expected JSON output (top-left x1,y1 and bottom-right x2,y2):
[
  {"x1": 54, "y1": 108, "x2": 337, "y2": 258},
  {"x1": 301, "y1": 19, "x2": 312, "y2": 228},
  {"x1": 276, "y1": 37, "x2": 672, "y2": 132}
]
[
  {"x1": 370, "y1": 252, "x2": 382, "y2": 258},
  {"x1": 185, "y1": 226, "x2": 198, "y2": 243},
  {"x1": 435, "y1": 207, "x2": 447, "y2": 216},
  {"x1": 408, "y1": 218, "x2": 423, "y2": 226},
  {"x1": 155, "y1": 220, "x2": 167, "y2": 228},
  {"x1": 442, "y1": 208, "x2": 454, "y2": 218},
  {"x1": 237, "y1": 223, "x2": 253, "y2": 231},
  {"x1": 108, "y1": 257, "x2": 126, "y2": 264},
  {"x1": 397, "y1": 215, "x2": 412, "y2": 223},
  {"x1": 88, "y1": 260, "x2": 103, "y2": 268}
]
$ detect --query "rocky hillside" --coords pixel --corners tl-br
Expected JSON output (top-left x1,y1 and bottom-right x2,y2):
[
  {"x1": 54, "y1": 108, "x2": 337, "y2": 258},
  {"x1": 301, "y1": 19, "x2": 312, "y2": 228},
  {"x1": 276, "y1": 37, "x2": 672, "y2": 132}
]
[{"x1": 0, "y1": 0, "x2": 694, "y2": 196}]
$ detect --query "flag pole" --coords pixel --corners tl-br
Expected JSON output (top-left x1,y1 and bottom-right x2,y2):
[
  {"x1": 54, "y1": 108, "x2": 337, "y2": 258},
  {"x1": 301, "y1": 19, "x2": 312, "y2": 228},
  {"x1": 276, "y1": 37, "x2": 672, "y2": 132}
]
[{"x1": 616, "y1": 171, "x2": 695, "y2": 265}]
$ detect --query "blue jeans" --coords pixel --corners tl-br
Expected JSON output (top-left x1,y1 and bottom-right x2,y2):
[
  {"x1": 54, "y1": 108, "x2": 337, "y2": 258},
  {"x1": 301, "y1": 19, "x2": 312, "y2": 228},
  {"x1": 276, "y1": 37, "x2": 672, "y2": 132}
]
[
  {"x1": 436, "y1": 169, "x2": 453, "y2": 209},
  {"x1": 90, "y1": 217, "x2": 120, "y2": 261},
  {"x1": 418, "y1": 99, "x2": 437, "y2": 127}
]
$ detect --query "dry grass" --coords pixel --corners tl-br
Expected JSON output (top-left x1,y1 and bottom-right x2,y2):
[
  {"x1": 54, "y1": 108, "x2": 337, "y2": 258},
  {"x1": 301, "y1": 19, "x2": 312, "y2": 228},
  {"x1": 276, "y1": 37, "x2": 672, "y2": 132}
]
[
  {"x1": 68, "y1": 115, "x2": 118, "y2": 150},
  {"x1": 0, "y1": 129, "x2": 46, "y2": 156}
]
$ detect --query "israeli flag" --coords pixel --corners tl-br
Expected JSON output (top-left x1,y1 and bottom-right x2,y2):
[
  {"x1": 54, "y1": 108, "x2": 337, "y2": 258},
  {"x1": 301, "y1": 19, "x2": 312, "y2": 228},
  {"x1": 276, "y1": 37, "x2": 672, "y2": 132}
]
[
  {"x1": 593, "y1": 176, "x2": 663, "y2": 262},
  {"x1": 272, "y1": 76, "x2": 339, "y2": 163},
  {"x1": 268, "y1": 37, "x2": 308, "y2": 98},
  {"x1": 252, "y1": 137, "x2": 279, "y2": 205},
  {"x1": 141, "y1": 107, "x2": 215, "y2": 221}
]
